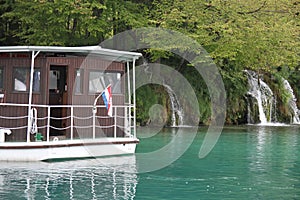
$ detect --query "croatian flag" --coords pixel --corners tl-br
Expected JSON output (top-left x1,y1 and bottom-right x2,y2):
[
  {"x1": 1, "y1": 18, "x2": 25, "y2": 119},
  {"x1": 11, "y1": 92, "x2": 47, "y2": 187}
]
[{"x1": 101, "y1": 85, "x2": 112, "y2": 117}]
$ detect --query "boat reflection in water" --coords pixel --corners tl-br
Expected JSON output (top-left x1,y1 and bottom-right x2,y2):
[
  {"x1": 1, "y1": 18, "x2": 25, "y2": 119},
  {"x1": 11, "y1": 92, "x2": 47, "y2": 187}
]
[{"x1": 0, "y1": 156, "x2": 137, "y2": 199}]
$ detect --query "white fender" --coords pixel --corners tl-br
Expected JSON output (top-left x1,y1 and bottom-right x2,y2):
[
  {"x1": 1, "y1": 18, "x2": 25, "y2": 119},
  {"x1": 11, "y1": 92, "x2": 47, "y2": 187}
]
[
  {"x1": 29, "y1": 108, "x2": 38, "y2": 134},
  {"x1": 0, "y1": 129, "x2": 12, "y2": 143}
]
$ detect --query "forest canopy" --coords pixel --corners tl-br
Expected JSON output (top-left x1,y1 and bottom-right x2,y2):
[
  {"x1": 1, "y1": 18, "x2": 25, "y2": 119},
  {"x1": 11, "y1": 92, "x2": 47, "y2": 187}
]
[{"x1": 0, "y1": 0, "x2": 299, "y2": 125}]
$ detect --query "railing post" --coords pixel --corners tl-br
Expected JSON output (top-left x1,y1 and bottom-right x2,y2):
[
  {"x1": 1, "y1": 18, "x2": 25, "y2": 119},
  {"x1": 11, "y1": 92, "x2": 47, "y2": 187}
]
[
  {"x1": 124, "y1": 106, "x2": 128, "y2": 135},
  {"x1": 70, "y1": 106, "x2": 73, "y2": 140},
  {"x1": 27, "y1": 50, "x2": 40, "y2": 143},
  {"x1": 132, "y1": 58, "x2": 136, "y2": 138},
  {"x1": 114, "y1": 107, "x2": 117, "y2": 138},
  {"x1": 128, "y1": 105, "x2": 132, "y2": 136},
  {"x1": 92, "y1": 106, "x2": 96, "y2": 139},
  {"x1": 131, "y1": 105, "x2": 133, "y2": 135},
  {"x1": 47, "y1": 106, "x2": 50, "y2": 142}
]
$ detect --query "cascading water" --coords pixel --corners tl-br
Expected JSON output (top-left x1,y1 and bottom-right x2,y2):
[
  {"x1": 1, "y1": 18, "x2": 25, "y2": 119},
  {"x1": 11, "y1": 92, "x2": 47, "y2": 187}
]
[
  {"x1": 141, "y1": 59, "x2": 184, "y2": 127},
  {"x1": 282, "y1": 79, "x2": 300, "y2": 124},
  {"x1": 164, "y1": 85, "x2": 184, "y2": 126},
  {"x1": 245, "y1": 70, "x2": 276, "y2": 124}
]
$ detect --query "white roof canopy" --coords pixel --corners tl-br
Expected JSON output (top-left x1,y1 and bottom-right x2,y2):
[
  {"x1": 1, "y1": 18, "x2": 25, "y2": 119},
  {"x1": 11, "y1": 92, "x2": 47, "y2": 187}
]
[{"x1": 0, "y1": 46, "x2": 142, "y2": 62}]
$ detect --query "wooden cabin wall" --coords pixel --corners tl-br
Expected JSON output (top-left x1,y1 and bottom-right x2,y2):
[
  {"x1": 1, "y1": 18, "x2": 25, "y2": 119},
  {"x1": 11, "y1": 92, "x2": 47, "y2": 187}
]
[
  {"x1": 0, "y1": 57, "x2": 48, "y2": 141},
  {"x1": 0, "y1": 55, "x2": 126, "y2": 141},
  {"x1": 46, "y1": 56, "x2": 125, "y2": 104},
  {"x1": 0, "y1": 56, "x2": 125, "y2": 105},
  {"x1": 46, "y1": 56, "x2": 126, "y2": 139},
  {"x1": 0, "y1": 57, "x2": 47, "y2": 104}
]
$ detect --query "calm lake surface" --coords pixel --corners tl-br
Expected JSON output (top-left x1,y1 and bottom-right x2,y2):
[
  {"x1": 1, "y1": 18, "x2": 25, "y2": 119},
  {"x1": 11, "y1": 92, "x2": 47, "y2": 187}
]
[{"x1": 0, "y1": 126, "x2": 299, "y2": 199}]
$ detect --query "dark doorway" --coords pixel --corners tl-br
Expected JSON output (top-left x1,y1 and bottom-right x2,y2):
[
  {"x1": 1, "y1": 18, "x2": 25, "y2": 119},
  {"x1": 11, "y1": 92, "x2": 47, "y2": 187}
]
[{"x1": 49, "y1": 65, "x2": 68, "y2": 136}]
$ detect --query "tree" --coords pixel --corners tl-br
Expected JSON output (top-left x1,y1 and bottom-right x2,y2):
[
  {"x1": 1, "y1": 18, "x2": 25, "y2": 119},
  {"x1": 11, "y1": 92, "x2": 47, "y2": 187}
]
[
  {"x1": 143, "y1": 0, "x2": 299, "y2": 123},
  {"x1": 0, "y1": 0, "x2": 149, "y2": 46},
  {"x1": 0, "y1": 0, "x2": 20, "y2": 45},
  {"x1": 0, "y1": 0, "x2": 299, "y2": 124}
]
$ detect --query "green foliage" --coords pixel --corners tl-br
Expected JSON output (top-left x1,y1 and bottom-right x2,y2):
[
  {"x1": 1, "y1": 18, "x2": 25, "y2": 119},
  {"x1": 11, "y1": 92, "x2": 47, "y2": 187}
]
[
  {"x1": 0, "y1": 0, "x2": 147, "y2": 45},
  {"x1": 155, "y1": 0, "x2": 299, "y2": 71},
  {"x1": 221, "y1": 70, "x2": 248, "y2": 124},
  {"x1": 288, "y1": 69, "x2": 300, "y2": 107},
  {"x1": 142, "y1": 0, "x2": 299, "y2": 124},
  {"x1": 1, "y1": 0, "x2": 106, "y2": 45},
  {"x1": 0, "y1": 0, "x2": 299, "y2": 124},
  {"x1": 136, "y1": 84, "x2": 168, "y2": 126}
]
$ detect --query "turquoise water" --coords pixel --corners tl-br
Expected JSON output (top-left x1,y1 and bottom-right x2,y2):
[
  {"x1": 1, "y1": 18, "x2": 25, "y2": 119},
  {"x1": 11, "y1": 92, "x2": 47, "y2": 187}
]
[{"x1": 0, "y1": 126, "x2": 299, "y2": 199}]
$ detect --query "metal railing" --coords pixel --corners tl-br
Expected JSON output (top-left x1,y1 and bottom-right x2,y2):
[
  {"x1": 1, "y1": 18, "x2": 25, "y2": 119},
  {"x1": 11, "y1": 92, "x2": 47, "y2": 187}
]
[{"x1": 0, "y1": 103, "x2": 135, "y2": 142}]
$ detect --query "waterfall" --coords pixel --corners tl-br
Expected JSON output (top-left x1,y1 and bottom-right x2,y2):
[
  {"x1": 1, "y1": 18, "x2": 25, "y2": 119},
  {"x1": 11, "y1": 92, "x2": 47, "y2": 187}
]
[
  {"x1": 164, "y1": 85, "x2": 184, "y2": 126},
  {"x1": 141, "y1": 60, "x2": 184, "y2": 126},
  {"x1": 282, "y1": 79, "x2": 300, "y2": 124},
  {"x1": 245, "y1": 70, "x2": 275, "y2": 124}
]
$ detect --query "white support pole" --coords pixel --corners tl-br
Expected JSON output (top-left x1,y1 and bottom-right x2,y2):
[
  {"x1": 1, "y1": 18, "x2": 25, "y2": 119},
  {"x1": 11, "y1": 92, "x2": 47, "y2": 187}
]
[
  {"x1": 114, "y1": 107, "x2": 117, "y2": 138},
  {"x1": 127, "y1": 61, "x2": 131, "y2": 104},
  {"x1": 92, "y1": 93, "x2": 103, "y2": 139},
  {"x1": 47, "y1": 106, "x2": 50, "y2": 142},
  {"x1": 132, "y1": 59, "x2": 136, "y2": 138},
  {"x1": 126, "y1": 61, "x2": 131, "y2": 135},
  {"x1": 27, "y1": 50, "x2": 40, "y2": 142},
  {"x1": 92, "y1": 106, "x2": 96, "y2": 139},
  {"x1": 70, "y1": 106, "x2": 74, "y2": 140}
]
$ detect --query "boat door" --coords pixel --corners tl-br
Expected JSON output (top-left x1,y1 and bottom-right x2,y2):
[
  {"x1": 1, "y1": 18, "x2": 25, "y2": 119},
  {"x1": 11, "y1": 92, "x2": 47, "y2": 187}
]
[{"x1": 49, "y1": 65, "x2": 68, "y2": 136}]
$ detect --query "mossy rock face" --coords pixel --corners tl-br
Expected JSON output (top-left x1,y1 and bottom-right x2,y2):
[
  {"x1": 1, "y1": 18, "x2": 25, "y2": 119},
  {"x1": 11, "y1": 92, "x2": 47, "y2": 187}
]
[
  {"x1": 246, "y1": 95, "x2": 259, "y2": 124},
  {"x1": 135, "y1": 59, "x2": 299, "y2": 126}
]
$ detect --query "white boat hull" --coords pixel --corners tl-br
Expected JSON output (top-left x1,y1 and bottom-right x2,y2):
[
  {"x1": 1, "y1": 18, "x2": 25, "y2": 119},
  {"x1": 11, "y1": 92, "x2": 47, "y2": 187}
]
[{"x1": 0, "y1": 138, "x2": 138, "y2": 161}]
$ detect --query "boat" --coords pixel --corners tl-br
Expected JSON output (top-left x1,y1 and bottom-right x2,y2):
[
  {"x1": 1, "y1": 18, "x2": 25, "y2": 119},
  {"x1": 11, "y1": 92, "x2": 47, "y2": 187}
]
[{"x1": 0, "y1": 46, "x2": 142, "y2": 161}]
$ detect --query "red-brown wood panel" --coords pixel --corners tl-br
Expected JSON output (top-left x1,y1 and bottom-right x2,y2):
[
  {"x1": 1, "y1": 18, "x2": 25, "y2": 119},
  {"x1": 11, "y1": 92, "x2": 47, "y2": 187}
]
[{"x1": 0, "y1": 54, "x2": 126, "y2": 141}]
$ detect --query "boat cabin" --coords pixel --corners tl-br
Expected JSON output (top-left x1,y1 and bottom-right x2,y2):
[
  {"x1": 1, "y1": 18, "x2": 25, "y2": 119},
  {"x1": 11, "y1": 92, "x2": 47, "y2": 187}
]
[{"x1": 0, "y1": 46, "x2": 141, "y2": 142}]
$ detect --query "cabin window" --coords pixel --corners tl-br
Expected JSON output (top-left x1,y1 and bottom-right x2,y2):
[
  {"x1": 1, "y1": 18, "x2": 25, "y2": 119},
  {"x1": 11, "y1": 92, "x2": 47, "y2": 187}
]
[
  {"x1": 49, "y1": 70, "x2": 59, "y2": 90},
  {"x1": 107, "y1": 72, "x2": 121, "y2": 94},
  {"x1": 74, "y1": 69, "x2": 83, "y2": 94},
  {"x1": 89, "y1": 71, "x2": 105, "y2": 93},
  {"x1": 33, "y1": 70, "x2": 40, "y2": 92},
  {"x1": 13, "y1": 68, "x2": 40, "y2": 92},
  {"x1": 88, "y1": 71, "x2": 121, "y2": 94},
  {"x1": 0, "y1": 68, "x2": 3, "y2": 89}
]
